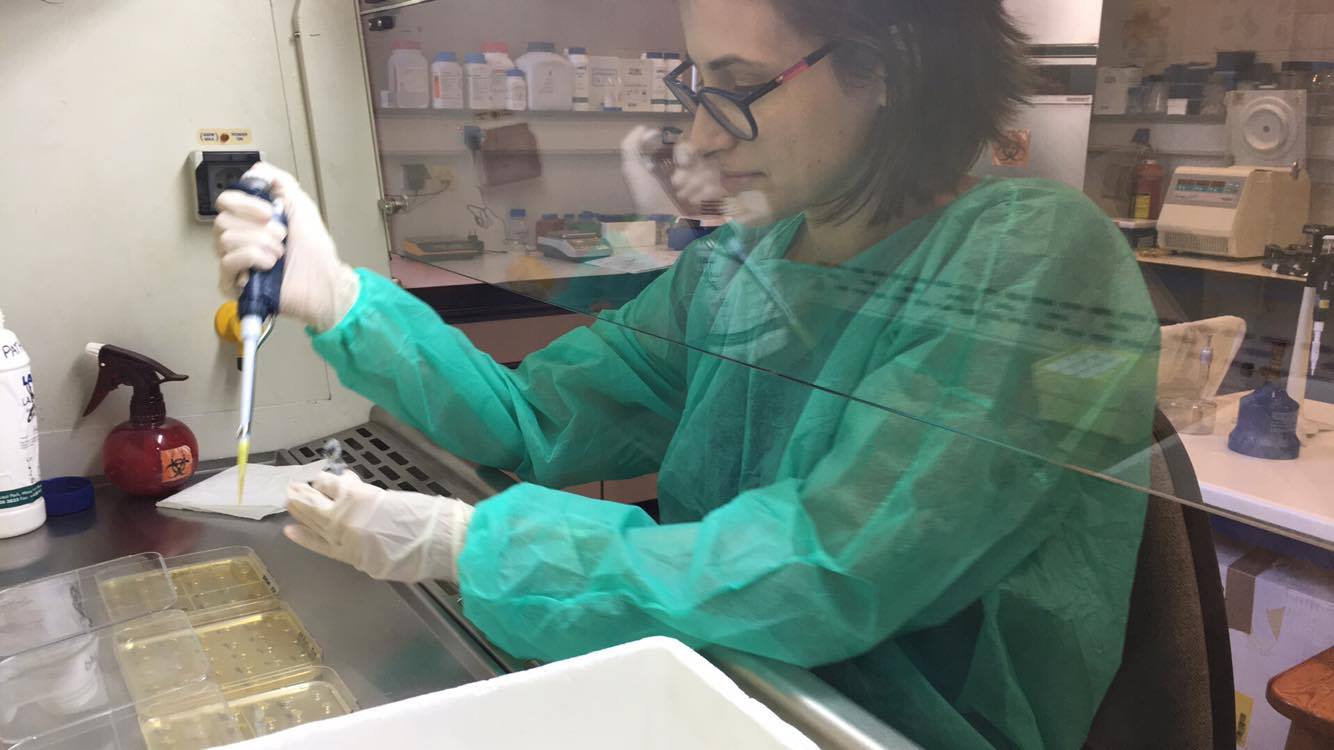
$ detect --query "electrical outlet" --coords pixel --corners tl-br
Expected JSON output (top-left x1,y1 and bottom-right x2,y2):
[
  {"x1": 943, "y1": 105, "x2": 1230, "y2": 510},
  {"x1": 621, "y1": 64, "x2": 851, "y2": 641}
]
[{"x1": 426, "y1": 165, "x2": 455, "y2": 190}]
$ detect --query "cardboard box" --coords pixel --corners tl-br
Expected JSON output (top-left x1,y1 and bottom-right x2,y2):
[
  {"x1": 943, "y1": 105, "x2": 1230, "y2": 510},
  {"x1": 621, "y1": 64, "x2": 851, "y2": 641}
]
[{"x1": 1216, "y1": 535, "x2": 1334, "y2": 749}]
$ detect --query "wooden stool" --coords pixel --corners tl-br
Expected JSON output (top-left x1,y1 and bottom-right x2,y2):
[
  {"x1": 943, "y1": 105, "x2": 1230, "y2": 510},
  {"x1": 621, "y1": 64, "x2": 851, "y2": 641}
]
[{"x1": 1267, "y1": 646, "x2": 1334, "y2": 750}]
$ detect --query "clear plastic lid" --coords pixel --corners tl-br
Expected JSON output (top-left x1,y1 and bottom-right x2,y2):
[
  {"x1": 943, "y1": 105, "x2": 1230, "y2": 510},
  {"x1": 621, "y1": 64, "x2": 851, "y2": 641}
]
[
  {"x1": 225, "y1": 665, "x2": 357, "y2": 739},
  {"x1": 97, "y1": 547, "x2": 278, "y2": 616},
  {"x1": 187, "y1": 599, "x2": 322, "y2": 688},
  {"x1": 1, "y1": 553, "x2": 177, "y2": 660},
  {"x1": 10, "y1": 681, "x2": 243, "y2": 750},
  {"x1": 0, "y1": 610, "x2": 211, "y2": 743},
  {"x1": 163, "y1": 547, "x2": 279, "y2": 612}
]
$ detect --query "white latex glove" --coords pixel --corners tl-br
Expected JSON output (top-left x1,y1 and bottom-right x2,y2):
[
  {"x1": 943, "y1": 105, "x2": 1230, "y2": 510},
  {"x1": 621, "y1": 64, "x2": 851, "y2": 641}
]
[
  {"x1": 213, "y1": 162, "x2": 360, "y2": 332},
  {"x1": 667, "y1": 136, "x2": 726, "y2": 208},
  {"x1": 284, "y1": 471, "x2": 474, "y2": 584},
  {"x1": 619, "y1": 126, "x2": 725, "y2": 217}
]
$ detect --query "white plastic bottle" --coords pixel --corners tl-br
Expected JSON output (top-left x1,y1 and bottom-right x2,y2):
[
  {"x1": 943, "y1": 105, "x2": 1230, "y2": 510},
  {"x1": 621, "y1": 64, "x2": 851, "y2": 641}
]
[
  {"x1": 430, "y1": 52, "x2": 464, "y2": 109},
  {"x1": 464, "y1": 52, "x2": 491, "y2": 110},
  {"x1": 619, "y1": 57, "x2": 652, "y2": 112},
  {"x1": 567, "y1": 47, "x2": 590, "y2": 111},
  {"x1": 646, "y1": 52, "x2": 668, "y2": 112},
  {"x1": 0, "y1": 309, "x2": 45, "y2": 539},
  {"x1": 664, "y1": 53, "x2": 685, "y2": 111},
  {"x1": 504, "y1": 68, "x2": 528, "y2": 111},
  {"x1": 482, "y1": 42, "x2": 516, "y2": 110},
  {"x1": 589, "y1": 55, "x2": 622, "y2": 111},
  {"x1": 388, "y1": 40, "x2": 430, "y2": 109},
  {"x1": 517, "y1": 42, "x2": 574, "y2": 111},
  {"x1": 506, "y1": 208, "x2": 530, "y2": 253}
]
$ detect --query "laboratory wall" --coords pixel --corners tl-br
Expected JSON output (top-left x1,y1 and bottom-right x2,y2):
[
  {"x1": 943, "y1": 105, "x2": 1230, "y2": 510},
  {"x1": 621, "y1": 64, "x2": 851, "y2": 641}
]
[
  {"x1": 1094, "y1": 0, "x2": 1334, "y2": 222},
  {"x1": 0, "y1": 0, "x2": 388, "y2": 477},
  {"x1": 363, "y1": 0, "x2": 687, "y2": 261}
]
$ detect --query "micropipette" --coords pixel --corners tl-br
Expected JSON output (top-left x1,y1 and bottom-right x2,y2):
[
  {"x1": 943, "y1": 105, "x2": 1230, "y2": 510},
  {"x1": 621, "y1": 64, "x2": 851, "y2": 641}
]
[{"x1": 229, "y1": 176, "x2": 288, "y2": 503}]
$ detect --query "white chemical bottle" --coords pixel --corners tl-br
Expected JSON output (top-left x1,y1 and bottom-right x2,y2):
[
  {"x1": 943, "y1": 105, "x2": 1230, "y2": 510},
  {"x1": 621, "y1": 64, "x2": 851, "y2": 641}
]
[
  {"x1": 567, "y1": 47, "x2": 590, "y2": 111},
  {"x1": 0, "y1": 308, "x2": 45, "y2": 539},
  {"x1": 664, "y1": 53, "x2": 685, "y2": 111},
  {"x1": 430, "y1": 52, "x2": 464, "y2": 109},
  {"x1": 517, "y1": 42, "x2": 574, "y2": 110},
  {"x1": 464, "y1": 52, "x2": 491, "y2": 110},
  {"x1": 589, "y1": 55, "x2": 622, "y2": 110},
  {"x1": 619, "y1": 57, "x2": 653, "y2": 112},
  {"x1": 388, "y1": 40, "x2": 430, "y2": 109},
  {"x1": 482, "y1": 42, "x2": 516, "y2": 110},
  {"x1": 646, "y1": 52, "x2": 668, "y2": 112},
  {"x1": 504, "y1": 68, "x2": 528, "y2": 111},
  {"x1": 506, "y1": 208, "x2": 530, "y2": 253}
]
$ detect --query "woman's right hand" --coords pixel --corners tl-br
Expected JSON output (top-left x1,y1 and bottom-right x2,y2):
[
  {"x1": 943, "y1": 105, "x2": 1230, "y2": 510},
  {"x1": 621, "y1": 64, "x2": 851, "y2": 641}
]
[{"x1": 213, "y1": 162, "x2": 360, "y2": 332}]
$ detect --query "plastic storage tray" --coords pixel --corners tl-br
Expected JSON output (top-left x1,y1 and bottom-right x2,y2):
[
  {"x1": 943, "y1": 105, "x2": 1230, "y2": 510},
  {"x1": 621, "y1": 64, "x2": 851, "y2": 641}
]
[
  {"x1": 0, "y1": 610, "x2": 212, "y2": 743},
  {"x1": 99, "y1": 547, "x2": 278, "y2": 615},
  {"x1": 187, "y1": 600, "x2": 321, "y2": 688},
  {"x1": 225, "y1": 665, "x2": 357, "y2": 739},
  {"x1": 10, "y1": 681, "x2": 244, "y2": 750},
  {"x1": 0, "y1": 553, "x2": 177, "y2": 659},
  {"x1": 225, "y1": 637, "x2": 818, "y2": 750}
]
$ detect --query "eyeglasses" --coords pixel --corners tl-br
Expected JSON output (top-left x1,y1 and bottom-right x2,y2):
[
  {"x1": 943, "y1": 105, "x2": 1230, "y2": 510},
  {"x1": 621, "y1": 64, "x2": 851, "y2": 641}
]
[{"x1": 664, "y1": 42, "x2": 837, "y2": 141}]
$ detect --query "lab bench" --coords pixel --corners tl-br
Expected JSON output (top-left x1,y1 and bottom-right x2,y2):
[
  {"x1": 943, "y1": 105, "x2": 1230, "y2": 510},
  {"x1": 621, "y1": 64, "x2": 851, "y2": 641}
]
[{"x1": 0, "y1": 408, "x2": 914, "y2": 750}]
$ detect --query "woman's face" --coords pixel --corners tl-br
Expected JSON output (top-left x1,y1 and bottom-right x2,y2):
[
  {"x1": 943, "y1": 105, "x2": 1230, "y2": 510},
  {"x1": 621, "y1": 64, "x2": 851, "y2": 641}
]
[{"x1": 680, "y1": 0, "x2": 884, "y2": 223}]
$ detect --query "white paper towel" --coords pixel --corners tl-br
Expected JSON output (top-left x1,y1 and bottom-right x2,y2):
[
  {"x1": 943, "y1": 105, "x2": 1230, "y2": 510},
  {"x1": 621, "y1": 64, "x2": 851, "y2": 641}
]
[{"x1": 156, "y1": 461, "x2": 328, "y2": 520}]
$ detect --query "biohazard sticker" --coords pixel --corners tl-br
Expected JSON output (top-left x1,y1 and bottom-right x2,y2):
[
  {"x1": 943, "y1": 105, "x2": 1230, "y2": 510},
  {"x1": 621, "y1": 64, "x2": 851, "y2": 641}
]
[
  {"x1": 991, "y1": 129, "x2": 1031, "y2": 167},
  {"x1": 160, "y1": 445, "x2": 196, "y2": 483}
]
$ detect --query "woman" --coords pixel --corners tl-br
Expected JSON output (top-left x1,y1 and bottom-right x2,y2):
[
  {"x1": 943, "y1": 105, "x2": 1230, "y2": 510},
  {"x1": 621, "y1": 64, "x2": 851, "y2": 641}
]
[{"x1": 214, "y1": 1, "x2": 1161, "y2": 747}]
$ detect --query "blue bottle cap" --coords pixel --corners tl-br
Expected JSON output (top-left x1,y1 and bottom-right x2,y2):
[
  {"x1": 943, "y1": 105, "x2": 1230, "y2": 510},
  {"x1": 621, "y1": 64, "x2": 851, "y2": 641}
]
[
  {"x1": 506, "y1": 68, "x2": 524, "y2": 77},
  {"x1": 465, "y1": 52, "x2": 487, "y2": 64},
  {"x1": 542, "y1": 213, "x2": 559, "y2": 219},
  {"x1": 41, "y1": 477, "x2": 95, "y2": 516},
  {"x1": 646, "y1": 52, "x2": 664, "y2": 59},
  {"x1": 434, "y1": 52, "x2": 458, "y2": 62},
  {"x1": 567, "y1": 47, "x2": 588, "y2": 55},
  {"x1": 510, "y1": 208, "x2": 527, "y2": 218},
  {"x1": 527, "y1": 42, "x2": 557, "y2": 53}
]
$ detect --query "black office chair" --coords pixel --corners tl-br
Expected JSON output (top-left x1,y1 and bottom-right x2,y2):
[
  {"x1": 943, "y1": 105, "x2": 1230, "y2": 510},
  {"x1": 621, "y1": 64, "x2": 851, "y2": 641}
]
[{"x1": 1084, "y1": 410, "x2": 1236, "y2": 750}]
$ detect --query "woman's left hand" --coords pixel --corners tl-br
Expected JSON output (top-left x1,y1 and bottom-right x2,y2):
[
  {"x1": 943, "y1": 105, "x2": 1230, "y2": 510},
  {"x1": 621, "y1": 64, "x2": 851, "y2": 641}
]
[{"x1": 285, "y1": 471, "x2": 474, "y2": 584}]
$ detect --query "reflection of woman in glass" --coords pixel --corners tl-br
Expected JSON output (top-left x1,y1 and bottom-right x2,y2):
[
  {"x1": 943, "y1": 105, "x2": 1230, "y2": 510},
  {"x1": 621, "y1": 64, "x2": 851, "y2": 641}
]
[{"x1": 215, "y1": 2, "x2": 1160, "y2": 746}]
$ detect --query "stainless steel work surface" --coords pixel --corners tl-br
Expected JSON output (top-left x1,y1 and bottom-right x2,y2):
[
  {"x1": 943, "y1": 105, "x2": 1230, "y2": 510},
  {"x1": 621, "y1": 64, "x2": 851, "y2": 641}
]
[{"x1": 0, "y1": 456, "x2": 501, "y2": 711}]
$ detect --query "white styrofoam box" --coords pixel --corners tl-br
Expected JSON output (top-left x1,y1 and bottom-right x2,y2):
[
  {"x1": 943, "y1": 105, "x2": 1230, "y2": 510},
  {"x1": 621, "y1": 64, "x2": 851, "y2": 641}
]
[
  {"x1": 1216, "y1": 536, "x2": 1334, "y2": 750},
  {"x1": 224, "y1": 637, "x2": 817, "y2": 750},
  {"x1": 601, "y1": 220, "x2": 657, "y2": 250}
]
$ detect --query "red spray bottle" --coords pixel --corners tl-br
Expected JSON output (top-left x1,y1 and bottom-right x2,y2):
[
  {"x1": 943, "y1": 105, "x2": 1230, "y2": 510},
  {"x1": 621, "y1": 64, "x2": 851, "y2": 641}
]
[{"x1": 83, "y1": 344, "x2": 198, "y2": 497}]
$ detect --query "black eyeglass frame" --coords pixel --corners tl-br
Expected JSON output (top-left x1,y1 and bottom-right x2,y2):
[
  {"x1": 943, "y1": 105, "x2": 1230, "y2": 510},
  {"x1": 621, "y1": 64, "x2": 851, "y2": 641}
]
[{"x1": 663, "y1": 41, "x2": 838, "y2": 141}]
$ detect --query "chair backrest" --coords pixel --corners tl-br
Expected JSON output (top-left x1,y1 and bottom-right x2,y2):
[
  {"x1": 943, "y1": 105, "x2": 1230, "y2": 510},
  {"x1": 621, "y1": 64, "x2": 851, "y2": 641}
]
[{"x1": 1084, "y1": 410, "x2": 1236, "y2": 750}]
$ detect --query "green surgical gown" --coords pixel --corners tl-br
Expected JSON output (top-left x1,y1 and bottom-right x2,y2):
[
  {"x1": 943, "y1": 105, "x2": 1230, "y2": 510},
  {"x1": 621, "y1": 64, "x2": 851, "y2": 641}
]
[{"x1": 311, "y1": 178, "x2": 1161, "y2": 749}]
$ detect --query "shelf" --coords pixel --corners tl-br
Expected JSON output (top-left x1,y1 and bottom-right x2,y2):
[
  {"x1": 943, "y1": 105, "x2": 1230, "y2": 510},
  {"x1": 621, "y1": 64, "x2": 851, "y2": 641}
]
[
  {"x1": 359, "y1": 0, "x2": 437, "y2": 16},
  {"x1": 1135, "y1": 250, "x2": 1305, "y2": 283},
  {"x1": 375, "y1": 108, "x2": 693, "y2": 121},
  {"x1": 1092, "y1": 113, "x2": 1226, "y2": 124},
  {"x1": 1092, "y1": 113, "x2": 1334, "y2": 126},
  {"x1": 379, "y1": 148, "x2": 621, "y2": 159}
]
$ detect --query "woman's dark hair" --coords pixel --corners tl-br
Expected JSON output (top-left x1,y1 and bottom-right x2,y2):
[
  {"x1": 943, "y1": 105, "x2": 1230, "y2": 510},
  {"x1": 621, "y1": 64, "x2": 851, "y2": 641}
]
[{"x1": 771, "y1": 0, "x2": 1032, "y2": 223}]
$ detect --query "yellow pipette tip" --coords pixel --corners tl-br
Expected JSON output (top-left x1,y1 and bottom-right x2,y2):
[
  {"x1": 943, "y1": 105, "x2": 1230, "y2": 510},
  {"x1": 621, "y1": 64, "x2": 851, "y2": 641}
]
[{"x1": 236, "y1": 438, "x2": 250, "y2": 505}]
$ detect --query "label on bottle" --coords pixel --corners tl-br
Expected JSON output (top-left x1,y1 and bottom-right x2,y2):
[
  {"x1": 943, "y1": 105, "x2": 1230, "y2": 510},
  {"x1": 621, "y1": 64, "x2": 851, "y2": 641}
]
[
  {"x1": 1132, "y1": 194, "x2": 1151, "y2": 220},
  {"x1": 0, "y1": 362, "x2": 40, "y2": 508},
  {"x1": 0, "y1": 482, "x2": 41, "y2": 509},
  {"x1": 160, "y1": 445, "x2": 195, "y2": 483}
]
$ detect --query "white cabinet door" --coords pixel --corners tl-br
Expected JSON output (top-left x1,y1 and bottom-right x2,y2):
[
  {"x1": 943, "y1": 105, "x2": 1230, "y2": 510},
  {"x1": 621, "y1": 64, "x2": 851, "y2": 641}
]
[
  {"x1": 971, "y1": 101, "x2": 1093, "y2": 189},
  {"x1": 1004, "y1": 0, "x2": 1104, "y2": 46}
]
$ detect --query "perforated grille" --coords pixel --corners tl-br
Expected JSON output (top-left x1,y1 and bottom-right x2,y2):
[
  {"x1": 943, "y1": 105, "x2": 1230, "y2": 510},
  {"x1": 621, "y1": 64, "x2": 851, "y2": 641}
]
[
  {"x1": 1160, "y1": 231, "x2": 1230, "y2": 256},
  {"x1": 288, "y1": 424, "x2": 454, "y2": 497}
]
